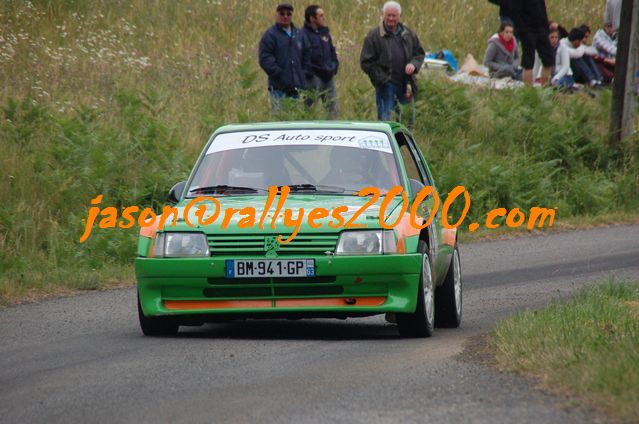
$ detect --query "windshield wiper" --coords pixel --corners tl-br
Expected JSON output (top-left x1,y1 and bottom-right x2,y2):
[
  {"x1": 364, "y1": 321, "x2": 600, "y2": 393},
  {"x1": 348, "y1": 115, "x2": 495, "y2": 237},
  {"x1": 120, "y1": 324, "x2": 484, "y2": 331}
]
[
  {"x1": 189, "y1": 184, "x2": 357, "y2": 196},
  {"x1": 283, "y1": 184, "x2": 356, "y2": 194},
  {"x1": 188, "y1": 185, "x2": 267, "y2": 195}
]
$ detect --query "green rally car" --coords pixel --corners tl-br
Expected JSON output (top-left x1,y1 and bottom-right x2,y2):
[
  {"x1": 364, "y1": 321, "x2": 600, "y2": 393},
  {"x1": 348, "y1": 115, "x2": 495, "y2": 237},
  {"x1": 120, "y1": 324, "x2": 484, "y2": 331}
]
[{"x1": 136, "y1": 121, "x2": 462, "y2": 337}]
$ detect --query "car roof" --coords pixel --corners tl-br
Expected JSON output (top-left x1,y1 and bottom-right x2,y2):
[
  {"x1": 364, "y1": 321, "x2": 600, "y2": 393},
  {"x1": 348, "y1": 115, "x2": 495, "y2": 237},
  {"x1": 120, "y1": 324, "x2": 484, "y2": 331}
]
[{"x1": 213, "y1": 121, "x2": 406, "y2": 134}]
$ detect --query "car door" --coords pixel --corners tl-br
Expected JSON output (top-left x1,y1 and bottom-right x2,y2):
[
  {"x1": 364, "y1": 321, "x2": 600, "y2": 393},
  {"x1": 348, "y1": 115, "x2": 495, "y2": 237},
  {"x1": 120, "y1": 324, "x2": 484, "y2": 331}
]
[
  {"x1": 404, "y1": 131, "x2": 453, "y2": 283},
  {"x1": 395, "y1": 131, "x2": 443, "y2": 283}
]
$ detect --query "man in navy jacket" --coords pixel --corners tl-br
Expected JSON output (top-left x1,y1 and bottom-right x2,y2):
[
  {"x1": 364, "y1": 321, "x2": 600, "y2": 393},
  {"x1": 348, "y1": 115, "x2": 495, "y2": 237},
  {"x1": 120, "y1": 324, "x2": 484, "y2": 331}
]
[
  {"x1": 301, "y1": 5, "x2": 339, "y2": 119},
  {"x1": 259, "y1": 3, "x2": 309, "y2": 113}
]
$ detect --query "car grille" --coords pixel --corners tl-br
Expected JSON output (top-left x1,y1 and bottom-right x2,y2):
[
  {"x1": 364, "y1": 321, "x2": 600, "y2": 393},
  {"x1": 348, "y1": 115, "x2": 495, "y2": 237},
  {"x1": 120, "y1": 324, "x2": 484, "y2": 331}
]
[
  {"x1": 203, "y1": 276, "x2": 342, "y2": 300},
  {"x1": 203, "y1": 285, "x2": 344, "y2": 298},
  {"x1": 207, "y1": 233, "x2": 339, "y2": 256}
]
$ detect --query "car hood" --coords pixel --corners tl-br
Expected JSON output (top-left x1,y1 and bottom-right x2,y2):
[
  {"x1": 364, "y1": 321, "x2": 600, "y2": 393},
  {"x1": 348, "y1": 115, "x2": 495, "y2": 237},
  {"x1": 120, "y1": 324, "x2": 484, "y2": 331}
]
[{"x1": 168, "y1": 194, "x2": 404, "y2": 234}]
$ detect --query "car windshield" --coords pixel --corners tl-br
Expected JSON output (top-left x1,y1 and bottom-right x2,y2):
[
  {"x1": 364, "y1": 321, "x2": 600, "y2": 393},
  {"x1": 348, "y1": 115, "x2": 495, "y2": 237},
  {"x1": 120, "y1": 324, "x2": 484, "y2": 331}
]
[{"x1": 186, "y1": 129, "x2": 402, "y2": 197}]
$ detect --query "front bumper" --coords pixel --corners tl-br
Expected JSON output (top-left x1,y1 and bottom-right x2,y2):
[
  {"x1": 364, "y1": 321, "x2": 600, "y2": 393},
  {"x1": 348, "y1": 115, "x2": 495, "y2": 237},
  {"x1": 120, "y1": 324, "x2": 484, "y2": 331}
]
[{"x1": 136, "y1": 254, "x2": 422, "y2": 317}]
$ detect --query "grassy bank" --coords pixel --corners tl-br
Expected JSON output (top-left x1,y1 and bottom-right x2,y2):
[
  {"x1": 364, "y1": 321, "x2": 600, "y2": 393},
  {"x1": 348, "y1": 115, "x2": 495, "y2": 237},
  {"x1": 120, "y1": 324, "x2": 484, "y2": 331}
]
[
  {"x1": 491, "y1": 282, "x2": 639, "y2": 422},
  {"x1": 1, "y1": 1, "x2": 638, "y2": 304}
]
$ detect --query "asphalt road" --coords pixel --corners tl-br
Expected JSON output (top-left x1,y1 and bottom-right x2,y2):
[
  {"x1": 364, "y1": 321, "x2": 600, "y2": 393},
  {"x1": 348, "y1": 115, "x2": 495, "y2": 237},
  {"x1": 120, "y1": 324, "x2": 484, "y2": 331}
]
[{"x1": 1, "y1": 225, "x2": 638, "y2": 424}]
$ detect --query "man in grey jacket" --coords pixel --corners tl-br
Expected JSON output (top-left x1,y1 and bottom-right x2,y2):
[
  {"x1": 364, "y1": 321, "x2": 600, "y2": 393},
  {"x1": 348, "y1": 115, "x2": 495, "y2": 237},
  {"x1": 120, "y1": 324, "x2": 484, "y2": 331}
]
[{"x1": 360, "y1": 1, "x2": 425, "y2": 120}]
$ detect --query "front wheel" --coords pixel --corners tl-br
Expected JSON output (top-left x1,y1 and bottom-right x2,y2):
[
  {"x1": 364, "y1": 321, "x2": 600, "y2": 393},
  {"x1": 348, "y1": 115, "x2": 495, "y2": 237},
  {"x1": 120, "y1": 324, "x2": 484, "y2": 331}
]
[
  {"x1": 138, "y1": 294, "x2": 179, "y2": 337},
  {"x1": 396, "y1": 241, "x2": 435, "y2": 338},
  {"x1": 435, "y1": 246, "x2": 462, "y2": 328}
]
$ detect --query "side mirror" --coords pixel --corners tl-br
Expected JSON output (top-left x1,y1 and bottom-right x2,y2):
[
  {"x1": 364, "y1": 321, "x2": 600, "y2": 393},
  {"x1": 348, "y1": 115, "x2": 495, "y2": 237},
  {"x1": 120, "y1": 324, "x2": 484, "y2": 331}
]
[
  {"x1": 168, "y1": 181, "x2": 187, "y2": 203},
  {"x1": 409, "y1": 178, "x2": 425, "y2": 200}
]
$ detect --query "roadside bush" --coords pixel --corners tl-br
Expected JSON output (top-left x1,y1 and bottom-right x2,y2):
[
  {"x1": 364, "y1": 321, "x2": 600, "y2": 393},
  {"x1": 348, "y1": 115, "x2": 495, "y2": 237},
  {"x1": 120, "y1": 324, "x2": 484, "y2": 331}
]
[
  {"x1": 0, "y1": 93, "x2": 192, "y2": 301},
  {"x1": 413, "y1": 79, "x2": 636, "y2": 223}
]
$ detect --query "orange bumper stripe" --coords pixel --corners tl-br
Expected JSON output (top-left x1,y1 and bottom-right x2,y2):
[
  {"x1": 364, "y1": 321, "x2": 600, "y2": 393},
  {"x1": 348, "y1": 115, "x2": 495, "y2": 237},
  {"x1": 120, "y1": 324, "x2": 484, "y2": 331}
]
[
  {"x1": 276, "y1": 297, "x2": 387, "y2": 308},
  {"x1": 163, "y1": 297, "x2": 388, "y2": 310},
  {"x1": 164, "y1": 300, "x2": 271, "y2": 310}
]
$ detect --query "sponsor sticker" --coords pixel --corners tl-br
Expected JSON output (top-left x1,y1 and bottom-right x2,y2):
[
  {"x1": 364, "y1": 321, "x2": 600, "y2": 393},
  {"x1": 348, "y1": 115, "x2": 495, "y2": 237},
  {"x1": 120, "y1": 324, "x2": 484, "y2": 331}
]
[{"x1": 206, "y1": 130, "x2": 393, "y2": 155}]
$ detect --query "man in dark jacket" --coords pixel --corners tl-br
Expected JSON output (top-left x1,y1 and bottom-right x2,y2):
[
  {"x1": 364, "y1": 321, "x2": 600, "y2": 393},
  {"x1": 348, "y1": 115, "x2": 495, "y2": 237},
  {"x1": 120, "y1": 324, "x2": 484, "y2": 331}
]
[
  {"x1": 259, "y1": 3, "x2": 309, "y2": 113},
  {"x1": 508, "y1": 0, "x2": 554, "y2": 85},
  {"x1": 302, "y1": 5, "x2": 339, "y2": 119},
  {"x1": 360, "y1": 1, "x2": 425, "y2": 121}
]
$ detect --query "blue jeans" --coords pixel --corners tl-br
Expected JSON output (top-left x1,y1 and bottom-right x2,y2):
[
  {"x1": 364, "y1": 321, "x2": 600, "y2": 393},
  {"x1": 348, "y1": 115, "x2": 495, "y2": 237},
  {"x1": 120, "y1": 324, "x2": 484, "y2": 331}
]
[
  {"x1": 570, "y1": 57, "x2": 602, "y2": 84},
  {"x1": 305, "y1": 75, "x2": 339, "y2": 119},
  {"x1": 269, "y1": 88, "x2": 299, "y2": 115},
  {"x1": 375, "y1": 81, "x2": 407, "y2": 121},
  {"x1": 554, "y1": 75, "x2": 575, "y2": 90}
]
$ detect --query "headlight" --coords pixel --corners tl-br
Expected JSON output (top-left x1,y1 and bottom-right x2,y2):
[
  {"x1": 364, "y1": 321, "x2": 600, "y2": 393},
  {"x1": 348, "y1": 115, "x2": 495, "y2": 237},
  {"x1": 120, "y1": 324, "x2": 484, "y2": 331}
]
[
  {"x1": 153, "y1": 232, "x2": 210, "y2": 258},
  {"x1": 335, "y1": 230, "x2": 397, "y2": 255}
]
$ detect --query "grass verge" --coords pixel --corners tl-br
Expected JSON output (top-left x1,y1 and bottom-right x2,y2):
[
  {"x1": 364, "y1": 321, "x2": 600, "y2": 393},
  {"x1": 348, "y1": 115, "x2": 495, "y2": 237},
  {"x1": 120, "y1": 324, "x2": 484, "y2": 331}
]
[
  {"x1": 0, "y1": 264, "x2": 133, "y2": 308},
  {"x1": 491, "y1": 281, "x2": 639, "y2": 422}
]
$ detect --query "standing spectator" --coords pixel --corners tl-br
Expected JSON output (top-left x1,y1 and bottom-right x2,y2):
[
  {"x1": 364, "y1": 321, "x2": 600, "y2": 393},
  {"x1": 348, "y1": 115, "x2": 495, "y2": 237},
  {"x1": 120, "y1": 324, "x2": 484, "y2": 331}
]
[
  {"x1": 509, "y1": 0, "x2": 555, "y2": 85},
  {"x1": 604, "y1": 0, "x2": 621, "y2": 32},
  {"x1": 488, "y1": 0, "x2": 513, "y2": 25},
  {"x1": 360, "y1": 1, "x2": 425, "y2": 121},
  {"x1": 259, "y1": 3, "x2": 309, "y2": 114},
  {"x1": 302, "y1": 5, "x2": 339, "y2": 119},
  {"x1": 593, "y1": 22, "x2": 617, "y2": 83},
  {"x1": 483, "y1": 21, "x2": 522, "y2": 80}
]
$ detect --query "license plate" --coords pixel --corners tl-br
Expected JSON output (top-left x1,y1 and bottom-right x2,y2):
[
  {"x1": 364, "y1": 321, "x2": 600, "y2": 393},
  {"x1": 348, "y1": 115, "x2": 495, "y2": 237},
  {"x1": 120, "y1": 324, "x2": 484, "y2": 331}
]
[{"x1": 225, "y1": 259, "x2": 315, "y2": 278}]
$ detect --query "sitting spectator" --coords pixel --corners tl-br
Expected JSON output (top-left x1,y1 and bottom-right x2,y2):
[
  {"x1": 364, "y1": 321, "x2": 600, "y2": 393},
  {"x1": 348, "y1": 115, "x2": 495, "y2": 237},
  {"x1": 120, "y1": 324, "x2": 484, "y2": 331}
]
[
  {"x1": 565, "y1": 27, "x2": 603, "y2": 87},
  {"x1": 483, "y1": 22, "x2": 522, "y2": 79},
  {"x1": 548, "y1": 28, "x2": 574, "y2": 89},
  {"x1": 577, "y1": 25, "x2": 599, "y2": 56},
  {"x1": 531, "y1": 20, "x2": 567, "y2": 82},
  {"x1": 593, "y1": 23, "x2": 617, "y2": 83},
  {"x1": 548, "y1": 21, "x2": 569, "y2": 39}
]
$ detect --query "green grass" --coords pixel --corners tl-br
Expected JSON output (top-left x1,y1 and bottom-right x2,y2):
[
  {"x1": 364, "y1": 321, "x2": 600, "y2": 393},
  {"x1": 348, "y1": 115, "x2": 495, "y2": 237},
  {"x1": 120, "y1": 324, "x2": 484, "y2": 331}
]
[
  {"x1": 1, "y1": 1, "x2": 638, "y2": 304},
  {"x1": 491, "y1": 281, "x2": 639, "y2": 422}
]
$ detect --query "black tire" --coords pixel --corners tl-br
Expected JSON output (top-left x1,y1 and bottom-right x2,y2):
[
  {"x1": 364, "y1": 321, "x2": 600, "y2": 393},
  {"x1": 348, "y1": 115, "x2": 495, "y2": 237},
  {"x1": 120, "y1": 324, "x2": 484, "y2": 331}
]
[
  {"x1": 435, "y1": 245, "x2": 462, "y2": 328},
  {"x1": 137, "y1": 294, "x2": 179, "y2": 337},
  {"x1": 396, "y1": 240, "x2": 435, "y2": 338}
]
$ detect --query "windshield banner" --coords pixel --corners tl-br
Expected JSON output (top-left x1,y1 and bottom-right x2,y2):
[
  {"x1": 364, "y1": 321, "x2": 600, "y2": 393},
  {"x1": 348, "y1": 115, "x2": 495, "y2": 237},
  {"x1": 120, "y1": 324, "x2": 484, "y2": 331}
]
[{"x1": 206, "y1": 130, "x2": 393, "y2": 155}]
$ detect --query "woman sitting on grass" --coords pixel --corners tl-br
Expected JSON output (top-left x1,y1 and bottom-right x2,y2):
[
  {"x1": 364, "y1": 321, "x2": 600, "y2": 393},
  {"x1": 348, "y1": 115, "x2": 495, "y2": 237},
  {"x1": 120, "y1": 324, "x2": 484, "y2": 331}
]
[
  {"x1": 548, "y1": 28, "x2": 574, "y2": 90},
  {"x1": 483, "y1": 22, "x2": 522, "y2": 80}
]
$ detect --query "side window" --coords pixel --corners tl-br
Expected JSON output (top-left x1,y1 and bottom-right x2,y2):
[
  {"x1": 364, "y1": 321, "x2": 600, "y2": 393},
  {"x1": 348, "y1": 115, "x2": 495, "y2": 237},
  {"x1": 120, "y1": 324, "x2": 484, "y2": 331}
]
[
  {"x1": 396, "y1": 132, "x2": 426, "y2": 185},
  {"x1": 405, "y1": 133, "x2": 433, "y2": 186}
]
